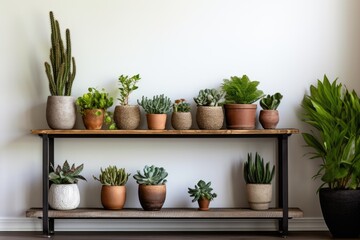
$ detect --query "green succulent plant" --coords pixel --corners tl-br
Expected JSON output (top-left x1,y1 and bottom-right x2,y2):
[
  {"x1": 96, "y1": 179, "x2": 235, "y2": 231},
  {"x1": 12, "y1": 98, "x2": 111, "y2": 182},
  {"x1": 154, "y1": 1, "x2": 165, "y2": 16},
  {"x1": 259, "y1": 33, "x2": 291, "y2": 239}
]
[
  {"x1": 137, "y1": 94, "x2": 172, "y2": 114},
  {"x1": 188, "y1": 180, "x2": 217, "y2": 202},
  {"x1": 193, "y1": 88, "x2": 224, "y2": 106},
  {"x1": 260, "y1": 93, "x2": 283, "y2": 110},
  {"x1": 244, "y1": 152, "x2": 275, "y2": 184},
  {"x1": 133, "y1": 165, "x2": 168, "y2": 185},
  {"x1": 93, "y1": 166, "x2": 130, "y2": 186},
  {"x1": 173, "y1": 99, "x2": 191, "y2": 112},
  {"x1": 117, "y1": 74, "x2": 141, "y2": 106},
  {"x1": 49, "y1": 160, "x2": 86, "y2": 184}
]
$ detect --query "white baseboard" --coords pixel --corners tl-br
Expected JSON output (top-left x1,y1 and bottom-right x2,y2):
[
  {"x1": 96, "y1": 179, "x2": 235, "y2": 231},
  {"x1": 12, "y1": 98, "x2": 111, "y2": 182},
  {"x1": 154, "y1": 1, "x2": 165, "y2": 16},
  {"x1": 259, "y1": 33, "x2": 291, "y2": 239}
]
[{"x1": 0, "y1": 218, "x2": 327, "y2": 232}]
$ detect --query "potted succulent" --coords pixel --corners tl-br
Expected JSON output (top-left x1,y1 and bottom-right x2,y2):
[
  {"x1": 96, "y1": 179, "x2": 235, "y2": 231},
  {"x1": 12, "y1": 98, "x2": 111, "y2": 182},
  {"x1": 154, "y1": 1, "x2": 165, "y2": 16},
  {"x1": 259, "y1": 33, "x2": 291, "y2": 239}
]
[
  {"x1": 45, "y1": 11, "x2": 77, "y2": 130},
  {"x1": 259, "y1": 92, "x2": 283, "y2": 129},
  {"x1": 171, "y1": 99, "x2": 192, "y2": 130},
  {"x1": 93, "y1": 166, "x2": 131, "y2": 210},
  {"x1": 114, "y1": 74, "x2": 141, "y2": 130},
  {"x1": 188, "y1": 180, "x2": 217, "y2": 211},
  {"x1": 76, "y1": 87, "x2": 115, "y2": 130},
  {"x1": 301, "y1": 75, "x2": 360, "y2": 238},
  {"x1": 48, "y1": 160, "x2": 86, "y2": 210},
  {"x1": 221, "y1": 75, "x2": 264, "y2": 129},
  {"x1": 133, "y1": 165, "x2": 168, "y2": 211},
  {"x1": 137, "y1": 94, "x2": 172, "y2": 130},
  {"x1": 243, "y1": 152, "x2": 275, "y2": 210},
  {"x1": 193, "y1": 88, "x2": 225, "y2": 130}
]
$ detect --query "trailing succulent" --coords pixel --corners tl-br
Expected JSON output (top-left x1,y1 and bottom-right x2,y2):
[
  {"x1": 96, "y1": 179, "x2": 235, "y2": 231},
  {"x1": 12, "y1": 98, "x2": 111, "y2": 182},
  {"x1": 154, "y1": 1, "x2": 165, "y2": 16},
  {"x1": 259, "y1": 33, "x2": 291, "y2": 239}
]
[
  {"x1": 93, "y1": 166, "x2": 130, "y2": 186},
  {"x1": 117, "y1": 74, "x2": 141, "y2": 106},
  {"x1": 173, "y1": 99, "x2": 191, "y2": 112},
  {"x1": 193, "y1": 88, "x2": 224, "y2": 107},
  {"x1": 260, "y1": 93, "x2": 283, "y2": 110},
  {"x1": 45, "y1": 11, "x2": 76, "y2": 96},
  {"x1": 49, "y1": 160, "x2": 86, "y2": 184},
  {"x1": 188, "y1": 180, "x2": 217, "y2": 202},
  {"x1": 244, "y1": 152, "x2": 275, "y2": 184},
  {"x1": 137, "y1": 94, "x2": 172, "y2": 114},
  {"x1": 133, "y1": 165, "x2": 168, "y2": 185}
]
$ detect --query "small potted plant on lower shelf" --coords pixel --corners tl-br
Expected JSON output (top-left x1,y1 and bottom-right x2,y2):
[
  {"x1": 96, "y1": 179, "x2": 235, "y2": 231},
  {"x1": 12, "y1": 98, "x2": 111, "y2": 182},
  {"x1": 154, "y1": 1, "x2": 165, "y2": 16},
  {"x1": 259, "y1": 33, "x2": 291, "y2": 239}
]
[
  {"x1": 259, "y1": 92, "x2": 283, "y2": 129},
  {"x1": 48, "y1": 160, "x2": 87, "y2": 210},
  {"x1": 133, "y1": 165, "x2": 168, "y2": 211},
  {"x1": 188, "y1": 180, "x2": 217, "y2": 211},
  {"x1": 171, "y1": 99, "x2": 192, "y2": 130},
  {"x1": 243, "y1": 152, "x2": 275, "y2": 210},
  {"x1": 93, "y1": 166, "x2": 131, "y2": 210}
]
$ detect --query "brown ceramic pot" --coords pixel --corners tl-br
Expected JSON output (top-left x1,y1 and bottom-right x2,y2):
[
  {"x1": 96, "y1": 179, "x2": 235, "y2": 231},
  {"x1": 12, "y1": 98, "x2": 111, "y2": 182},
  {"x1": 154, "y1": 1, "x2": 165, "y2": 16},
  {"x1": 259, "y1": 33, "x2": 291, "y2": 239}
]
[
  {"x1": 224, "y1": 104, "x2": 257, "y2": 129},
  {"x1": 198, "y1": 198, "x2": 210, "y2": 211},
  {"x1": 138, "y1": 184, "x2": 166, "y2": 211},
  {"x1": 146, "y1": 114, "x2": 167, "y2": 130},
  {"x1": 259, "y1": 110, "x2": 279, "y2": 129},
  {"x1": 82, "y1": 109, "x2": 105, "y2": 130},
  {"x1": 101, "y1": 185, "x2": 126, "y2": 210},
  {"x1": 171, "y1": 112, "x2": 192, "y2": 130},
  {"x1": 196, "y1": 106, "x2": 224, "y2": 130},
  {"x1": 114, "y1": 105, "x2": 141, "y2": 130}
]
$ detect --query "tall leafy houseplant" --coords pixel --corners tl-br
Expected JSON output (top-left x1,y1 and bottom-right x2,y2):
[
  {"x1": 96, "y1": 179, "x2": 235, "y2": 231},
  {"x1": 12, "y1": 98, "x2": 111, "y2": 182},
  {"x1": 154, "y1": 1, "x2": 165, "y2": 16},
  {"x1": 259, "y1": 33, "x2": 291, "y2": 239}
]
[
  {"x1": 45, "y1": 11, "x2": 77, "y2": 129},
  {"x1": 221, "y1": 75, "x2": 264, "y2": 129},
  {"x1": 301, "y1": 75, "x2": 360, "y2": 237}
]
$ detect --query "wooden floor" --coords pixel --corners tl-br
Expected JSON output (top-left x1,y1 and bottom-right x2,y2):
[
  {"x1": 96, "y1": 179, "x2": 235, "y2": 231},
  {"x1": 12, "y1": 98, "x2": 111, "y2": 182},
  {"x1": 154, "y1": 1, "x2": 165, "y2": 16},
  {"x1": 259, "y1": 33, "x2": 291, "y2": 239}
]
[{"x1": 0, "y1": 231, "x2": 343, "y2": 240}]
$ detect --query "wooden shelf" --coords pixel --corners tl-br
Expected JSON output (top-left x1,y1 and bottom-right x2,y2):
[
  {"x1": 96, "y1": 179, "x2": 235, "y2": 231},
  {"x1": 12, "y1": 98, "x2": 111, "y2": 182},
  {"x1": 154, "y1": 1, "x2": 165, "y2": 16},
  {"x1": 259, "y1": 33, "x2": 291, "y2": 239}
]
[{"x1": 26, "y1": 208, "x2": 303, "y2": 219}]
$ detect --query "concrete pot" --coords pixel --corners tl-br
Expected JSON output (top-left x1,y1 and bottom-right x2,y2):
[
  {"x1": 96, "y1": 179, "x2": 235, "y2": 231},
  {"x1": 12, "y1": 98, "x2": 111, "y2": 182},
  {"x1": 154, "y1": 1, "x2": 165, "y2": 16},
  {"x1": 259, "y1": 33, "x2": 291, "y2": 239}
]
[
  {"x1": 171, "y1": 112, "x2": 192, "y2": 130},
  {"x1": 46, "y1": 96, "x2": 76, "y2": 130},
  {"x1": 196, "y1": 106, "x2": 224, "y2": 130},
  {"x1": 246, "y1": 184, "x2": 272, "y2": 210},
  {"x1": 48, "y1": 184, "x2": 80, "y2": 210},
  {"x1": 114, "y1": 105, "x2": 141, "y2": 130}
]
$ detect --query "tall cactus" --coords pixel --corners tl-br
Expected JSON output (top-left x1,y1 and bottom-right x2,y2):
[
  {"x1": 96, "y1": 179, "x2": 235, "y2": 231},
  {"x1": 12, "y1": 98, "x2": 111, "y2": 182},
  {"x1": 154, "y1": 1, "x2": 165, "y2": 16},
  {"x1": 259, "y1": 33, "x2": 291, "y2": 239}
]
[{"x1": 45, "y1": 11, "x2": 76, "y2": 96}]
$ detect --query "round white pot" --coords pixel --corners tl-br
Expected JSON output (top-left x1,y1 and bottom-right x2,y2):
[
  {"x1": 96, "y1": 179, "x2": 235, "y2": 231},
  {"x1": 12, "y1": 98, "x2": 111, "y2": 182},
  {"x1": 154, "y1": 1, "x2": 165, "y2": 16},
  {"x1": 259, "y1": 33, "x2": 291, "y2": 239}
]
[
  {"x1": 246, "y1": 184, "x2": 272, "y2": 210},
  {"x1": 48, "y1": 184, "x2": 80, "y2": 210}
]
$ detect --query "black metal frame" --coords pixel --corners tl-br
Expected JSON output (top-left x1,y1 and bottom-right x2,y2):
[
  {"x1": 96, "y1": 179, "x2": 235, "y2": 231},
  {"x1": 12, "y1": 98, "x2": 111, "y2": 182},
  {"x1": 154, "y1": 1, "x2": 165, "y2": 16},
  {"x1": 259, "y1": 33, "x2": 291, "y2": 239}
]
[{"x1": 38, "y1": 132, "x2": 291, "y2": 236}]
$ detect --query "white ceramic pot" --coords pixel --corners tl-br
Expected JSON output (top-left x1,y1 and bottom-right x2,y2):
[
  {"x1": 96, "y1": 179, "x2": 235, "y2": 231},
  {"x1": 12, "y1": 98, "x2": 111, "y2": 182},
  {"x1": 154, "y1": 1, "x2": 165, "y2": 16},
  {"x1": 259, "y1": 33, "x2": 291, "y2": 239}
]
[
  {"x1": 48, "y1": 184, "x2": 80, "y2": 210},
  {"x1": 246, "y1": 184, "x2": 272, "y2": 210}
]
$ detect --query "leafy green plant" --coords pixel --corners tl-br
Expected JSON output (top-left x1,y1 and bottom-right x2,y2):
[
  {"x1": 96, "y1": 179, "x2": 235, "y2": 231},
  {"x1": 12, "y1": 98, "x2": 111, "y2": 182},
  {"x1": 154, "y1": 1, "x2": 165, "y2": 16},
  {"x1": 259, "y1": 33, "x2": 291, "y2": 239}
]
[
  {"x1": 49, "y1": 160, "x2": 86, "y2": 184},
  {"x1": 93, "y1": 166, "x2": 130, "y2": 186},
  {"x1": 301, "y1": 75, "x2": 360, "y2": 190},
  {"x1": 260, "y1": 93, "x2": 283, "y2": 110},
  {"x1": 133, "y1": 165, "x2": 168, "y2": 185},
  {"x1": 173, "y1": 99, "x2": 191, "y2": 112},
  {"x1": 117, "y1": 74, "x2": 141, "y2": 106},
  {"x1": 45, "y1": 11, "x2": 76, "y2": 96},
  {"x1": 137, "y1": 94, "x2": 172, "y2": 114},
  {"x1": 188, "y1": 180, "x2": 217, "y2": 202},
  {"x1": 193, "y1": 88, "x2": 224, "y2": 106},
  {"x1": 222, "y1": 75, "x2": 264, "y2": 104},
  {"x1": 244, "y1": 152, "x2": 275, "y2": 184}
]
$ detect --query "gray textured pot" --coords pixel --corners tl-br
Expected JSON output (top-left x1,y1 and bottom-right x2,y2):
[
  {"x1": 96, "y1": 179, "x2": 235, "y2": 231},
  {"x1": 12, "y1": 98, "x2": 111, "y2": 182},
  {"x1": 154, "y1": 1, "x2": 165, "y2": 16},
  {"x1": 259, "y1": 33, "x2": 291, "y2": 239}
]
[
  {"x1": 46, "y1": 96, "x2": 76, "y2": 130},
  {"x1": 171, "y1": 112, "x2": 192, "y2": 130},
  {"x1": 114, "y1": 105, "x2": 141, "y2": 130},
  {"x1": 196, "y1": 106, "x2": 224, "y2": 130}
]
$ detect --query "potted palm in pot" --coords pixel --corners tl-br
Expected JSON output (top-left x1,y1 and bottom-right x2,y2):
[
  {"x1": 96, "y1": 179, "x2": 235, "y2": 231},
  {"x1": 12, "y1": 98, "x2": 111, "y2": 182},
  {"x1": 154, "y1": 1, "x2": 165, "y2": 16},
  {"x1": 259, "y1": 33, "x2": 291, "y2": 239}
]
[
  {"x1": 171, "y1": 99, "x2": 192, "y2": 130},
  {"x1": 93, "y1": 166, "x2": 131, "y2": 210},
  {"x1": 45, "y1": 11, "x2": 77, "y2": 130},
  {"x1": 301, "y1": 75, "x2": 360, "y2": 238},
  {"x1": 48, "y1": 160, "x2": 86, "y2": 210},
  {"x1": 188, "y1": 180, "x2": 217, "y2": 211},
  {"x1": 259, "y1": 92, "x2": 283, "y2": 129},
  {"x1": 221, "y1": 75, "x2": 264, "y2": 129},
  {"x1": 114, "y1": 74, "x2": 141, "y2": 130},
  {"x1": 133, "y1": 165, "x2": 168, "y2": 211}
]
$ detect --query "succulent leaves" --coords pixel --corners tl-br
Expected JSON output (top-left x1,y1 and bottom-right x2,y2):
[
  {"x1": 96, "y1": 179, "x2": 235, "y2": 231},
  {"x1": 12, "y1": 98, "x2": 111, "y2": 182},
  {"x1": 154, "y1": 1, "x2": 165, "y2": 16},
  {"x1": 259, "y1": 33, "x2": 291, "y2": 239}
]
[
  {"x1": 260, "y1": 92, "x2": 283, "y2": 110},
  {"x1": 244, "y1": 152, "x2": 275, "y2": 184},
  {"x1": 133, "y1": 165, "x2": 168, "y2": 185},
  {"x1": 193, "y1": 88, "x2": 225, "y2": 106},
  {"x1": 188, "y1": 180, "x2": 217, "y2": 202},
  {"x1": 137, "y1": 94, "x2": 172, "y2": 114},
  {"x1": 117, "y1": 74, "x2": 141, "y2": 106},
  {"x1": 49, "y1": 160, "x2": 86, "y2": 184},
  {"x1": 93, "y1": 166, "x2": 130, "y2": 186}
]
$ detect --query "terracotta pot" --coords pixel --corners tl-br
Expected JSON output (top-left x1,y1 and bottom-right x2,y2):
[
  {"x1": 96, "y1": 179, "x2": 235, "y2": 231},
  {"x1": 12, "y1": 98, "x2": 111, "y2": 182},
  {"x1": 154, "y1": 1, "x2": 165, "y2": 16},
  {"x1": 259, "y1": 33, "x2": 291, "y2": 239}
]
[
  {"x1": 259, "y1": 110, "x2": 279, "y2": 129},
  {"x1": 224, "y1": 104, "x2": 257, "y2": 130},
  {"x1": 171, "y1": 112, "x2": 192, "y2": 130},
  {"x1": 138, "y1": 184, "x2": 166, "y2": 211},
  {"x1": 46, "y1": 96, "x2": 76, "y2": 130},
  {"x1": 101, "y1": 185, "x2": 126, "y2": 210},
  {"x1": 48, "y1": 184, "x2": 80, "y2": 210},
  {"x1": 196, "y1": 106, "x2": 224, "y2": 130},
  {"x1": 198, "y1": 198, "x2": 210, "y2": 211},
  {"x1": 82, "y1": 109, "x2": 104, "y2": 130},
  {"x1": 146, "y1": 114, "x2": 167, "y2": 130},
  {"x1": 246, "y1": 184, "x2": 272, "y2": 210},
  {"x1": 114, "y1": 105, "x2": 141, "y2": 130}
]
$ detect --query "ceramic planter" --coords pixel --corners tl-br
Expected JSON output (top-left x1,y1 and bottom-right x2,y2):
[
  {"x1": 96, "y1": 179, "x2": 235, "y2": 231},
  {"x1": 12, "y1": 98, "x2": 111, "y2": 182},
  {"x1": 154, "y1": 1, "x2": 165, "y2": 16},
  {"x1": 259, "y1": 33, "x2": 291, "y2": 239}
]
[
  {"x1": 101, "y1": 185, "x2": 126, "y2": 210},
  {"x1": 171, "y1": 112, "x2": 192, "y2": 130},
  {"x1": 46, "y1": 96, "x2": 76, "y2": 130},
  {"x1": 138, "y1": 184, "x2": 166, "y2": 211},
  {"x1": 146, "y1": 114, "x2": 167, "y2": 130},
  {"x1": 114, "y1": 105, "x2": 141, "y2": 130},
  {"x1": 224, "y1": 104, "x2": 257, "y2": 130},
  {"x1": 259, "y1": 110, "x2": 279, "y2": 129},
  {"x1": 197, "y1": 198, "x2": 210, "y2": 211},
  {"x1": 48, "y1": 184, "x2": 80, "y2": 210},
  {"x1": 82, "y1": 109, "x2": 105, "y2": 130},
  {"x1": 196, "y1": 106, "x2": 224, "y2": 130},
  {"x1": 246, "y1": 184, "x2": 272, "y2": 210}
]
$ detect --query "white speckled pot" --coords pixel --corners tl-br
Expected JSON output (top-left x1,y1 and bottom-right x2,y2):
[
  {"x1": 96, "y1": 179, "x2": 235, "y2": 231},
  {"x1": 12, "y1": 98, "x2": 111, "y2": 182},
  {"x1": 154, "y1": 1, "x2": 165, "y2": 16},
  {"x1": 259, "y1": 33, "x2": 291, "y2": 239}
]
[{"x1": 48, "y1": 184, "x2": 80, "y2": 210}]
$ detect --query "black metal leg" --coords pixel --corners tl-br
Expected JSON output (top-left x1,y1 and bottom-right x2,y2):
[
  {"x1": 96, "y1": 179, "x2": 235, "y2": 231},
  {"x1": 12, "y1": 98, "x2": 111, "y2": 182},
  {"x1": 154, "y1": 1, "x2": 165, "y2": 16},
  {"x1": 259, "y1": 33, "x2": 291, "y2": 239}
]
[
  {"x1": 49, "y1": 137, "x2": 54, "y2": 234},
  {"x1": 278, "y1": 135, "x2": 289, "y2": 237},
  {"x1": 42, "y1": 135, "x2": 50, "y2": 236}
]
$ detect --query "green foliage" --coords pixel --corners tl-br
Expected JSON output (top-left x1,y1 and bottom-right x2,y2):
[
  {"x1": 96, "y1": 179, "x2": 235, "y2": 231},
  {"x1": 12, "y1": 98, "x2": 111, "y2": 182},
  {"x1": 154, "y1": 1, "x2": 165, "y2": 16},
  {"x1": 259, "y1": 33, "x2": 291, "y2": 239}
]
[
  {"x1": 45, "y1": 11, "x2": 76, "y2": 96},
  {"x1": 117, "y1": 74, "x2": 141, "y2": 106},
  {"x1": 222, "y1": 75, "x2": 264, "y2": 104},
  {"x1": 301, "y1": 75, "x2": 360, "y2": 190},
  {"x1": 137, "y1": 94, "x2": 172, "y2": 114},
  {"x1": 49, "y1": 160, "x2": 86, "y2": 184},
  {"x1": 93, "y1": 166, "x2": 130, "y2": 186},
  {"x1": 244, "y1": 152, "x2": 275, "y2": 184},
  {"x1": 193, "y1": 88, "x2": 225, "y2": 106},
  {"x1": 133, "y1": 165, "x2": 168, "y2": 185},
  {"x1": 188, "y1": 180, "x2": 217, "y2": 202},
  {"x1": 260, "y1": 93, "x2": 283, "y2": 110},
  {"x1": 76, "y1": 87, "x2": 114, "y2": 113},
  {"x1": 173, "y1": 99, "x2": 191, "y2": 112}
]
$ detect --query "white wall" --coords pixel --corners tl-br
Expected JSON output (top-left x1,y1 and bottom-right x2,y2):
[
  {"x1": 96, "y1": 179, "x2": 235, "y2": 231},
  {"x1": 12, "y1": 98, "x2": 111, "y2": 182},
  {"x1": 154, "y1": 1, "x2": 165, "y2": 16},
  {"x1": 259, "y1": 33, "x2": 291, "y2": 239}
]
[{"x1": 1, "y1": 0, "x2": 360, "y2": 231}]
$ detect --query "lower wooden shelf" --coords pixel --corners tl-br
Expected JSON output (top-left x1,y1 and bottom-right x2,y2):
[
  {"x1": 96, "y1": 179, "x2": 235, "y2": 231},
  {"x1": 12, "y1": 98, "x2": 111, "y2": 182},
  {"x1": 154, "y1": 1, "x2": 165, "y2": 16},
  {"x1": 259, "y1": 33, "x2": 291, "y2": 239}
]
[{"x1": 26, "y1": 208, "x2": 303, "y2": 219}]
